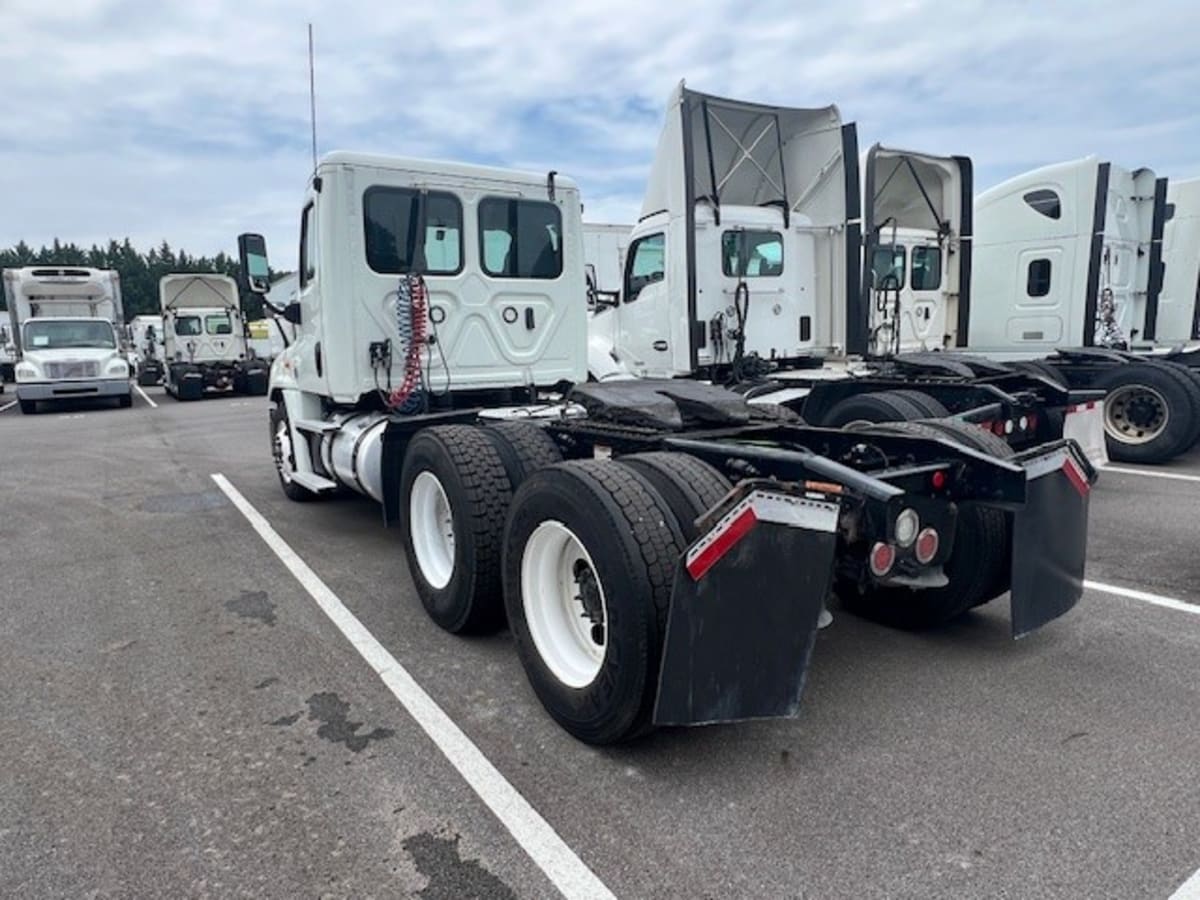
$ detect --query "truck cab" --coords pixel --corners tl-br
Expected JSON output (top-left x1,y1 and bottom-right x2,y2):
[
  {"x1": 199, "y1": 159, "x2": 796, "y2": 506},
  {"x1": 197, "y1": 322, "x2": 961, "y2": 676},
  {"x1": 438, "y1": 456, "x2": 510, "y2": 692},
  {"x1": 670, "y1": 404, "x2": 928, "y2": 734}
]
[
  {"x1": 589, "y1": 83, "x2": 857, "y2": 380},
  {"x1": 968, "y1": 158, "x2": 1168, "y2": 356},
  {"x1": 158, "y1": 274, "x2": 269, "y2": 400},
  {"x1": 2, "y1": 266, "x2": 132, "y2": 413},
  {"x1": 859, "y1": 145, "x2": 972, "y2": 357}
]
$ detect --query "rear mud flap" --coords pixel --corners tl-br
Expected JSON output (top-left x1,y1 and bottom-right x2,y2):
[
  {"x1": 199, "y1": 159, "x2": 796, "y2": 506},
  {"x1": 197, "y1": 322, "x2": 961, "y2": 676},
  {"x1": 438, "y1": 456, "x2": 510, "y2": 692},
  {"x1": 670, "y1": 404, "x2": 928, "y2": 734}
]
[
  {"x1": 653, "y1": 490, "x2": 840, "y2": 727},
  {"x1": 1010, "y1": 446, "x2": 1093, "y2": 638}
]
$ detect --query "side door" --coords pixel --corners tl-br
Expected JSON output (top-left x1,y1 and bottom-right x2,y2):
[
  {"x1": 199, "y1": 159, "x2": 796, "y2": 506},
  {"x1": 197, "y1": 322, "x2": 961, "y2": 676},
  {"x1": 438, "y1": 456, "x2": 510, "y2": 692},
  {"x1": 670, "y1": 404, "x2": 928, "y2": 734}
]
[
  {"x1": 294, "y1": 198, "x2": 328, "y2": 394},
  {"x1": 616, "y1": 231, "x2": 673, "y2": 376}
]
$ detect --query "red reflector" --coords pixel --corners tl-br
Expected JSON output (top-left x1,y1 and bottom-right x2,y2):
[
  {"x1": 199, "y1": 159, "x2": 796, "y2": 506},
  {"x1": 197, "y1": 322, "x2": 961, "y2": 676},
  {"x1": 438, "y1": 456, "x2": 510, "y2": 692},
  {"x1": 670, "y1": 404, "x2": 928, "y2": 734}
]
[
  {"x1": 992, "y1": 420, "x2": 1007, "y2": 436},
  {"x1": 869, "y1": 542, "x2": 896, "y2": 577},
  {"x1": 1027, "y1": 412, "x2": 1038, "y2": 430},
  {"x1": 1061, "y1": 457, "x2": 1090, "y2": 498},
  {"x1": 915, "y1": 527, "x2": 940, "y2": 564},
  {"x1": 931, "y1": 470, "x2": 947, "y2": 490}
]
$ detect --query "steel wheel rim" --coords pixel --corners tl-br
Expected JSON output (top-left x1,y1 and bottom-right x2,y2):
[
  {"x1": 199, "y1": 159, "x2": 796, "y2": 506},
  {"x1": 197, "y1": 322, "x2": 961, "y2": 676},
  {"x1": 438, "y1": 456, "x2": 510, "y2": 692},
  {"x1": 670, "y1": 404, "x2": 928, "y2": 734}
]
[
  {"x1": 274, "y1": 417, "x2": 295, "y2": 484},
  {"x1": 1104, "y1": 384, "x2": 1169, "y2": 445},
  {"x1": 521, "y1": 521, "x2": 608, "y2": 689},
  {"x1": 410, "y1": 471, "x2": 455, "y2": 590}
]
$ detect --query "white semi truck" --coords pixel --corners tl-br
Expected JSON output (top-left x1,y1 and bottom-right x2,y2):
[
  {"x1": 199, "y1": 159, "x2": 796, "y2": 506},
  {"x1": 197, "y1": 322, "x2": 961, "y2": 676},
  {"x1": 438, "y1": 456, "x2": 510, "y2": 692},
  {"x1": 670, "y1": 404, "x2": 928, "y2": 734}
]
[
  {"x1": 158, "y1": 273, "x2": 269, "y2": 400},
  {"x1": 0, "y1": 323, "x2": 15, "y2": 388},
  {"x1": 2, "y1": 266, "x2": 133, "y2": 414},
  {"x1": 238, "y1": 146, "x2": 1095, "y2": 745},
  {"x1": 585, "y1": 84, "x2": 1105, "y2": 467}
]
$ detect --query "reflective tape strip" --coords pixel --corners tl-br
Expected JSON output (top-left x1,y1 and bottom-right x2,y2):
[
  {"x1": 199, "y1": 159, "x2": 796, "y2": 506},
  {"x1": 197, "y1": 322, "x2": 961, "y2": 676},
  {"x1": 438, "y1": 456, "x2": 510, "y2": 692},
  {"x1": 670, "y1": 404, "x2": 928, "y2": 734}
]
[
  {"x1": 1061, "y1": 457, "x2": 1090, "y2": 497},
  {"x1": 1023, "y1": 449, "x2": 1091, "y2": 497},
  {"x1": 685, "y1": 491, "x2": 839, "y2": 581}
]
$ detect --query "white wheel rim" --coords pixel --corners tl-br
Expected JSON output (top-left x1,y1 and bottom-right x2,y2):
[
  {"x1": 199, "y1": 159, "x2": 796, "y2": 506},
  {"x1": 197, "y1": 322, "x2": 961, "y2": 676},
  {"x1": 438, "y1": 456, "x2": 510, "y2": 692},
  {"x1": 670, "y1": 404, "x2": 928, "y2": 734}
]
[
  {"x1": 410, "y1": 471, "x2": 455, "y2": 590},
  {"x1": 274, "y1": 418, "x2": 295, "y2": 484},
  {"x1": 521, "y1": 521, "x2": 608, "y2": 689},
  {"x1": 1104, "y1": 384, "x2": 1169, "y2": 445}
]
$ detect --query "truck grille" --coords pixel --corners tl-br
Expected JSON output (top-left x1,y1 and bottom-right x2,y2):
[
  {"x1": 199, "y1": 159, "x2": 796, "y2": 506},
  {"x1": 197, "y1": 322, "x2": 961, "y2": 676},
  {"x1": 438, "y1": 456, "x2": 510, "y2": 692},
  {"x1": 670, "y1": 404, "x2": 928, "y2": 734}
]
[{"x1": 45, "y1": 361, "x2": 100, "y2": 379}]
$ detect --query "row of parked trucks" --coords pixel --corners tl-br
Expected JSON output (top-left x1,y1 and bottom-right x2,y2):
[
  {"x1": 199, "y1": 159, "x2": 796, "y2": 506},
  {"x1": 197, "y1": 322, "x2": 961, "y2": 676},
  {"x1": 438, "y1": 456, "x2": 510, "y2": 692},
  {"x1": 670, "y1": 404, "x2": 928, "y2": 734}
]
[
  {"x1": 1, "y1": 270, "x2": 268, "y2": 411},
  {"x1": 6, "y1": 82, "x2": 1198, "y2": 744},
  {"x1": 232, "y1": 82, "x2": 1193, "y2": 744}
]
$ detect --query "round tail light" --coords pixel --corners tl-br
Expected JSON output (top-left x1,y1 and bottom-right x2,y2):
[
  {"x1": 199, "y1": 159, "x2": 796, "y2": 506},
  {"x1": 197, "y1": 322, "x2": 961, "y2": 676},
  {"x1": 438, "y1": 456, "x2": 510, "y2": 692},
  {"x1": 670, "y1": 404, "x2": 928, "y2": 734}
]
[
  {"x1": 869, "y1": 542, "x2": 896, "y2": 577},
  {"x1": 915, "y1": 527, "x2": 940, "y2": 564}
]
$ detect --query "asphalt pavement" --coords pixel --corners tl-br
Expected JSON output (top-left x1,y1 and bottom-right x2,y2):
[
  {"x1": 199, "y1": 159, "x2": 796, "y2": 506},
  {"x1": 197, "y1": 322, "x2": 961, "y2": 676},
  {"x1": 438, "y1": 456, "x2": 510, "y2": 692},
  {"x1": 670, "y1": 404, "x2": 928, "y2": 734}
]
[{"x1": 1, "y1": 390, "x2": 1198, "y2": 899}]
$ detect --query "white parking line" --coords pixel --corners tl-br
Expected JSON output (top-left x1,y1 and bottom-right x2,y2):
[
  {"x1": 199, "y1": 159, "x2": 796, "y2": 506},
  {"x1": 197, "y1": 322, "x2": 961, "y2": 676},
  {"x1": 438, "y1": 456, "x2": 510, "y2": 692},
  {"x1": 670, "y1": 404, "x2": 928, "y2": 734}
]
[
  {"x1": 133, "y1": 385, "x2": 158, "y2": 408},
  {"x1": 0, "y1": 399, "x2": 16, "y2": 413},
  {"x1": 1085, "y1": 580, "x2": 1200, "y2": 617},
  {"x1": 1170, "y1": 867, "x2": 1200, "y2": 899},
  {"x1": 210, "y1": 474, "x2": 615, "y2": 900},
  {"x1": 1101, "y1": 465, "x2": 1200, "y2": 484}
]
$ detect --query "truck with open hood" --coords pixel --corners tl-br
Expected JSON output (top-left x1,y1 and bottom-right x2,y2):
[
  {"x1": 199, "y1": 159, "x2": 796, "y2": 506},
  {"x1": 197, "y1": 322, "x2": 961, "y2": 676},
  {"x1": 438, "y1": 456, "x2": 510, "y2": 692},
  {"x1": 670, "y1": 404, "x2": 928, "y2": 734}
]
[
  {"x1": 158, "y1": 273, "x2": 269, "y2": 400},
  {"x1": 2, "y1": 266, "x2": 132, "y2": 414},
  {"x1": 585, "y1": 84, "x2": 1105, "y2": 467}
]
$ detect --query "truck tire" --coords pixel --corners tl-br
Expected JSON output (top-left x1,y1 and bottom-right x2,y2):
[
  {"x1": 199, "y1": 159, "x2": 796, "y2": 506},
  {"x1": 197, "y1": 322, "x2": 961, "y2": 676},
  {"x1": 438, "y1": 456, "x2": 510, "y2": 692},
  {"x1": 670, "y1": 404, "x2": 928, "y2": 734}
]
[
  {"x1": 1094, "y1": 363, "x2": 1196, "y2": 463},
  {"x1": 843, "y1": 419, "x2": 1011, "y2": 624},
  {"x1": 482, "y1": 421, "x2": 563, "y2": 488},
  {"x1": 1142, "y1": 361, "x2": 1200, "y2": 450},
  {"x1": 502, "y1": 460, "x2": 685, "y2": 744},
  {"x1": 617, "y1": 452, "x2": 731, "y2": 541},
  {"x1": 820, "y1": 391, "x2": 927, "y2": 428},
  {"x1": 400, "y1": 425, "x2": 512, "y2": 634},
  {"x1": 884, "y1": 389, "x2": 949, "y2": 419},
  {"x1": 118, "y1": 392, "x2": 133, "y2": 409},
  {"x1": 18, "y1": 398, "x2": 36, "y2": 415},
  {"x1": 244, "y1": 368, "x2": 269, "y2": 396},
  {"x1": 137, "y1": 369, "x2": 159, "y2": 387},
  {"x1": 270, "y1": 402, "x2": 318, "y2": 503}
]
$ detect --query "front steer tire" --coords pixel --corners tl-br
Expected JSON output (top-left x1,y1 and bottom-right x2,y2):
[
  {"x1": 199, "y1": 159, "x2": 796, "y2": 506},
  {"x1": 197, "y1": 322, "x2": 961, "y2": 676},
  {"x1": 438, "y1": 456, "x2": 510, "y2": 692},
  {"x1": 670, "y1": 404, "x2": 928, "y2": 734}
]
[
  {"x1": 18, "y1": 398, "x2": 36, "y2": 415},
  {"x1": 503, "y1": 461, "x2": 686, "y2": 744},
  {"x1": 269, "y1": 401, "x2": 318, "y2": 503},
  {"x1": 400, "y1": 426, "x2": 512, "y2": 635}
]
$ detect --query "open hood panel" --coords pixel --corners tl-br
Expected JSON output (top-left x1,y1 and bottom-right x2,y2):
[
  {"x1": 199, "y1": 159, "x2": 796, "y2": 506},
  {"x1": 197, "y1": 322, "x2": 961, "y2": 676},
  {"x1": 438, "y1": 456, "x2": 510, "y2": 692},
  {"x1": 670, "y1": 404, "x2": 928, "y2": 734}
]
[
  {"x1": 641, "y1": 81, "x2": 850, "y2": 228},
  {"x1": 159, "y1": 274, "x2": 239, "y2": 311}
]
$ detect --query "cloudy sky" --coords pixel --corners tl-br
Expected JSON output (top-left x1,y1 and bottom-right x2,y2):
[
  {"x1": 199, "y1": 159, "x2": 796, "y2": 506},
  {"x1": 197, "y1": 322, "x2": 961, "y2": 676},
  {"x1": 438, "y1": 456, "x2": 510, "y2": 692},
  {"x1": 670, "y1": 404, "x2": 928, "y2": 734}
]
[{"x1": 2, "y1": 0, "x2": 1198, "y2": 268}]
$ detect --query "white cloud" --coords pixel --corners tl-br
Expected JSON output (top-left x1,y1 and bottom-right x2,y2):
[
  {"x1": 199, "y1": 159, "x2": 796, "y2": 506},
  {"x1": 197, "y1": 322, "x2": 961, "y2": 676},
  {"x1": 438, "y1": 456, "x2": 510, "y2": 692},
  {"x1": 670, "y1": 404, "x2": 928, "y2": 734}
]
[{"x1": 1, "y1": 0, "x2": 1198, "y2": 267}]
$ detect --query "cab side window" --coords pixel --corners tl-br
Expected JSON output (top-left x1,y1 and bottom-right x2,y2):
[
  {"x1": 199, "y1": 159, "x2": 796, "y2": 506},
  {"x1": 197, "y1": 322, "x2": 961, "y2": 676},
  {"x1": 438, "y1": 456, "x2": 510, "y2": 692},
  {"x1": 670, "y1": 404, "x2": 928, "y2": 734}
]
[
  {"x1": 300, "y1": 203, "x2": 317, "y2": 287},
  {"x1": 911, "y1": 246, "x2": 942, "y2": 291},
  {"x1": 624, "y1": 233, "x2": 665, "y2": 303}
]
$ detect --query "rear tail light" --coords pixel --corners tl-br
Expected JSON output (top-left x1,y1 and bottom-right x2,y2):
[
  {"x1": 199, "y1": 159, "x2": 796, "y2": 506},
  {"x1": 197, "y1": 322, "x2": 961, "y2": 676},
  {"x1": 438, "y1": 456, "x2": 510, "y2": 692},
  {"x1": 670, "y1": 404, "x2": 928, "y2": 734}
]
[
  {"x1": 915, "y1": 528, "x2": 940, "y2": 564},
  {"x1": 869, "y1": 542, "x2": 896, "y2": 577}
]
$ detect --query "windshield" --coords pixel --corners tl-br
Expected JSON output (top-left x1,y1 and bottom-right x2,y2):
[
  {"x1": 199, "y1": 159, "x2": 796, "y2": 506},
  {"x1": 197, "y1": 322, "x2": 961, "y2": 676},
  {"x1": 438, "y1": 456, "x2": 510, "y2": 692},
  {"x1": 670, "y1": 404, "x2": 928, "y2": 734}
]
[{"x1": 24, "y1": 320, "x2": 116, "y2": 350}]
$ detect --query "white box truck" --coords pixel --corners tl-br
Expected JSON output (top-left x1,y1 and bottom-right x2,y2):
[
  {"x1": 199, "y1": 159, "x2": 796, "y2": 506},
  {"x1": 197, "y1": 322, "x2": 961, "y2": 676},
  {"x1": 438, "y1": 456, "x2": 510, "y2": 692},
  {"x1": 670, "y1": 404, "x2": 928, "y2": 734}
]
[{"x1": 2, "y1": 266, "x2": 132, "y2": 414}]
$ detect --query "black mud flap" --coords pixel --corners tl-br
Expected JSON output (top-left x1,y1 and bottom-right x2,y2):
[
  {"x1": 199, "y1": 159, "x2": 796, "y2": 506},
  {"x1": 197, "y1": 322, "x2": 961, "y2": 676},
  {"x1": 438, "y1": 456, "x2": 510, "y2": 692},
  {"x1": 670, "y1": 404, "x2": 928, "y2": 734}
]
[
  {"x1": 1009, "y1": 443, "x2": 1094, "y2": 638},
  {"x1": 652, "y1": 488, "x2": 840, "y2": 726}
]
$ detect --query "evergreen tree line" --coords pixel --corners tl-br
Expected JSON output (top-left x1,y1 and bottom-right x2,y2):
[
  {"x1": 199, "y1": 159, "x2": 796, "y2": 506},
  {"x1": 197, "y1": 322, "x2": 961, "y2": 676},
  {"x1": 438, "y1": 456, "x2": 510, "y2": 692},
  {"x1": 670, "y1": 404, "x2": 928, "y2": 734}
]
[{"x1": 0, "y1": 239, "x2": 291, "y2": 321}]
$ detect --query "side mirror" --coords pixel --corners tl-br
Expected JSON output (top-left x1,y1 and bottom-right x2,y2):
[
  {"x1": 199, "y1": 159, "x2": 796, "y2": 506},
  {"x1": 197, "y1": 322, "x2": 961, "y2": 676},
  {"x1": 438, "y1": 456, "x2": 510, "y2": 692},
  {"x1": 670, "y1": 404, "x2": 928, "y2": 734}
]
[
  {"x1": 238, "y1": 233, "x2": 271, "y2": 295},
  {"x1": 282, "y1": 302, "x2": 302, "y2": 325}
]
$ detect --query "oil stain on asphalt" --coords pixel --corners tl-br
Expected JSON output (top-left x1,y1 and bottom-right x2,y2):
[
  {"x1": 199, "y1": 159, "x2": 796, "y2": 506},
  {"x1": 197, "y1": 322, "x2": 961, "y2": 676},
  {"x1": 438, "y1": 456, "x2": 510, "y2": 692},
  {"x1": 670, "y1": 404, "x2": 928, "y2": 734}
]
[
  {"x1": 225, "y1": 590, "x2": 277, "y2": 626},
  {"x1": 401, "y1": 831, "x2": 516, "y2": 899},
  {"x1": 306, "y1": 692, "x2": 394, "y2": 752}
]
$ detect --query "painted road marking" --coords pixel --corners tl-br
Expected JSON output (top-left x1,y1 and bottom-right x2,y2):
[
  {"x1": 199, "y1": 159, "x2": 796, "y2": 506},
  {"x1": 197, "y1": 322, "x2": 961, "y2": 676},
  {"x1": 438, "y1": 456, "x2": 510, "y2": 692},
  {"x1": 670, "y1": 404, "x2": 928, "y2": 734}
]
[
  {"x1": 133, "y1": 385, "x2": 158, "y2": 408},
  {"x1": 211, "y1": 474, "x2": 615, "y2": 900},
  {"x1": 0, "y1": 400, "x2": 16, "y2": 413},
  {"x1": 1170, "y1": 867, "x2": 1200, "y2": 899},
  {"x1": 1101, "y1": 465, "x2": 1200, "y2": 484},
  {"x1": 1085, "y1": 580, "x2": 1200, "y2": 617}
]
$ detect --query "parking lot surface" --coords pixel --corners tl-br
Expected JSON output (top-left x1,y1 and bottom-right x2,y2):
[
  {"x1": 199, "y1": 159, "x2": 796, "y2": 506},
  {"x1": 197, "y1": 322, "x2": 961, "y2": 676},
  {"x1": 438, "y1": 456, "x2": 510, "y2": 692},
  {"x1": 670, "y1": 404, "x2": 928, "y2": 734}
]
[{"x1": 1, "y1": 392, "x2": 1198, "y2": 898}]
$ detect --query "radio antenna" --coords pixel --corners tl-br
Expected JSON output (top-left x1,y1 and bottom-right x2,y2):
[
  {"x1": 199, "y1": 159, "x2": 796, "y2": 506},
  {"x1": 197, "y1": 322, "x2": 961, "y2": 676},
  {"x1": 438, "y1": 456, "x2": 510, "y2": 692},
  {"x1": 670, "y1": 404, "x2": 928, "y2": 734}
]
[{"x1": 308, "y1": 23, "x2": 318, "y2": 170}]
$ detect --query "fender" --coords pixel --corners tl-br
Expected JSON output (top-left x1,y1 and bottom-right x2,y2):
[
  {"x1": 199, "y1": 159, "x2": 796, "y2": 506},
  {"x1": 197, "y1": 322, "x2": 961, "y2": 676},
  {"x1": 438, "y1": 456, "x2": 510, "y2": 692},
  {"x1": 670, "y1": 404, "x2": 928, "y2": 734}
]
[{"x1": 587, "y1": 328, "x2": 638, "y2": 382}]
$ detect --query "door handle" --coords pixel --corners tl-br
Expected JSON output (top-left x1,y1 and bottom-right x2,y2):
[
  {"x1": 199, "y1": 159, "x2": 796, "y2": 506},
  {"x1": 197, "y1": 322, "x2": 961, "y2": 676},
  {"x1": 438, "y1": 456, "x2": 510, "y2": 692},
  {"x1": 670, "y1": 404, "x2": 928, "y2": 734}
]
[{"x1": 652, "y1": 340, "x2": 669, "y2": 352}]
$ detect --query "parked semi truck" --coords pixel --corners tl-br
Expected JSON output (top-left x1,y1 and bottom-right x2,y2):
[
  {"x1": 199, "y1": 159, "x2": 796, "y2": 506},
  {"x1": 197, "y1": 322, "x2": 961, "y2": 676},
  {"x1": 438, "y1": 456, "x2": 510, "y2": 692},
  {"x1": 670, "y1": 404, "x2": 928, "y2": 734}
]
[
  {"x1": 239, "y1": 148, "x2": 1095, "y2": 745},
  {"x1": 158, "y1": 273, "x2": 269, "y2": 400},
  {"x1": 966, "y1": 158, "x2": 1200, "y2": 463},
  {"x1": 586, "y1": 84, "x2": 1106, "y2": 466},
  {"x1": 2, "y1": 266, "x2": 132, "y2": 414}
]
